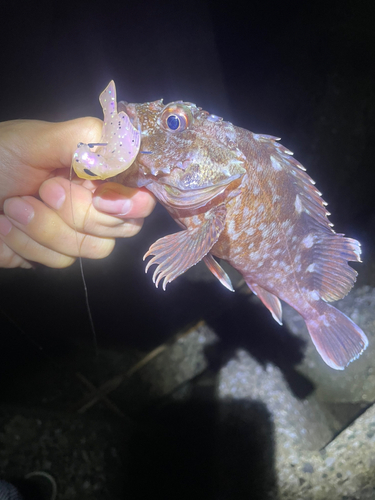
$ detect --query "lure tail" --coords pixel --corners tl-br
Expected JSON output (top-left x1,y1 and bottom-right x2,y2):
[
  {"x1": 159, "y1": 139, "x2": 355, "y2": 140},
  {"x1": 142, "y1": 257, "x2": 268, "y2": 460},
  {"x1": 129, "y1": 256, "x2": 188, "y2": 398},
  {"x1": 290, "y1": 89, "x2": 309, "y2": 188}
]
[{"x1": 305, "y1": 301, "x2": 368, "y2": 370}]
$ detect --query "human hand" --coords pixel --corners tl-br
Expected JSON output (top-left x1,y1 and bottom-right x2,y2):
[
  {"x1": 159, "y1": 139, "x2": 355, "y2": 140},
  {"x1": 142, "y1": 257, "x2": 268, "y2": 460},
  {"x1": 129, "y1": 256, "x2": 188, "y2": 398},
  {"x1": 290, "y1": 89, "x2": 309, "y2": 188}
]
[{"x1": 0, "y1": 118, "x2": 156, "y2": 268}]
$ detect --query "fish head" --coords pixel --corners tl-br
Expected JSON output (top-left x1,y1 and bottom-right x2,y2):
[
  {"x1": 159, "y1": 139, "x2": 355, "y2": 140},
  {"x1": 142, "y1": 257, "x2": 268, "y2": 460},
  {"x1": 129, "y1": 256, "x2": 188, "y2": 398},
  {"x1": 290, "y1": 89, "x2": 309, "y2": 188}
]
[{"x1": 119, "y1": 100, "x2": 246, "y2": 209}]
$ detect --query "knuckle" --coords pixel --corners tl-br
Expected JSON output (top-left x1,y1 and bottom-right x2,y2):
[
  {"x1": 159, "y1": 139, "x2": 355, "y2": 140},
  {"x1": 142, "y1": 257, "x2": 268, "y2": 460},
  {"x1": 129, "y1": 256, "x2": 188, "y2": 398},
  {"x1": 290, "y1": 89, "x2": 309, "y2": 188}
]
[
  {"x1": 49, "y1": 256, "x2": 76, "y2": 269},
  {"x1": 122, "y1": 219, "x2": 144, "y2": 238},
  {"x1": 90, "y1": 238, "x2": 115, "y2": 259},
  {"x1": 0, "y1": 242, "x2": 22, "y2": 268}
]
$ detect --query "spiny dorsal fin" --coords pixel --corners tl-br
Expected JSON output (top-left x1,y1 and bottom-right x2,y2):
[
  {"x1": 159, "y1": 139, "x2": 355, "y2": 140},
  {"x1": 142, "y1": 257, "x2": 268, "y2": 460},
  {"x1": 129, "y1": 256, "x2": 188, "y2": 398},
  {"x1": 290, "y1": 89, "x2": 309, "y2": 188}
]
[{"x1": 262, "y1": 137, "x2": 361, "y2": 302}]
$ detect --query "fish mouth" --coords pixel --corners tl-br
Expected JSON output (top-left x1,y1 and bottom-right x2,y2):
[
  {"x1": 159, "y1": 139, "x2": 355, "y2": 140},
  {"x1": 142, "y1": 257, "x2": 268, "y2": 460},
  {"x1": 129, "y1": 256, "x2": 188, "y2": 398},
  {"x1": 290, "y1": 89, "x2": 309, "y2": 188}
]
[{"x1": 118, "y1": 101, "x2": 137, "y2": 122}]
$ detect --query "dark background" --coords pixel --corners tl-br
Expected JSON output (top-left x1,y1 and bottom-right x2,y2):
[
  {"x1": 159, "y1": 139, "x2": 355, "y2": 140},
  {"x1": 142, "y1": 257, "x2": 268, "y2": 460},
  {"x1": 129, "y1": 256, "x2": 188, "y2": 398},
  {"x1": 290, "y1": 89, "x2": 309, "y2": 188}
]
[
  {"x1": 0, "y1": 1, "x2": 374, "y2": 498},
  {"x1": 0, "y1": 0, "x2": 374, "y2": 388}
]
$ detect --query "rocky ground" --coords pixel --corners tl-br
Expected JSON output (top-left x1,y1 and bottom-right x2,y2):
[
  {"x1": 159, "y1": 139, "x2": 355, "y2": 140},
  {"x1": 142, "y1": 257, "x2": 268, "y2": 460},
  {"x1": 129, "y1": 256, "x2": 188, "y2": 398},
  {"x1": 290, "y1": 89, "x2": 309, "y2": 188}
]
[{"x1": 1, "y1": 275, "x2": 375, "y2": 499}]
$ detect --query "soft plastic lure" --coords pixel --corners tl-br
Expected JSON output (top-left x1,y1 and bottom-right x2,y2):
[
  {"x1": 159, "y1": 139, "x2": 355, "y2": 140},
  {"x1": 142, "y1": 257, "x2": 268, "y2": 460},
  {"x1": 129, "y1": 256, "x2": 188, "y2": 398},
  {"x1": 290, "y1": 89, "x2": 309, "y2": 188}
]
[{"x1": 72, "y1": 81, "x2": 141, "y2": 180}]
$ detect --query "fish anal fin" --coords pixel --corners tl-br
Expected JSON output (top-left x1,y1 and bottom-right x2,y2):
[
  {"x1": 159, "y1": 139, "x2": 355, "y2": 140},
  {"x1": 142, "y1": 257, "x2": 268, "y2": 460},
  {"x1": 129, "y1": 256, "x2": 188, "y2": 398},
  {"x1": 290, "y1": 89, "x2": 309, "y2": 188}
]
[
  {"x1": 305, "y1": 302, "x2": 368, "y2": 370},
  {"x1": 247, "y1": 282, "x2": 283, "y2": 325},
  {"x1": 203, "y1": 254, "x2": 234, "y2": 292},
  {"x1": 310, "y1": 234, "x2": 361, "y2": 302},
  {"x1": 144, "y1": 205, "x2": 227, "y2": 290}
]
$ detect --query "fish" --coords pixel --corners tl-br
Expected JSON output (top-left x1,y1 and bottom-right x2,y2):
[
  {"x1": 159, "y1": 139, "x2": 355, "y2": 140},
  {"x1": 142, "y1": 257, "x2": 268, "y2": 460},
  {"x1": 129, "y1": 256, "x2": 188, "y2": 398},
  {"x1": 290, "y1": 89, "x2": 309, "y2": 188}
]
[
  {"x1": 81, "y1": 81, "x2": 368, "y2": 370},
  {"x1": 72, "y1": 81, "x2": 140, "y2": 180}
]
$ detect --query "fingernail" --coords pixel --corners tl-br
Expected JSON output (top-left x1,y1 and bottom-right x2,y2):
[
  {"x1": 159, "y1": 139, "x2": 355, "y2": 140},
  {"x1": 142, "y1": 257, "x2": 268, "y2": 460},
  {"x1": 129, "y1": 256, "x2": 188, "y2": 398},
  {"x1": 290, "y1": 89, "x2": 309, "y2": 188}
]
[
  {"x1": 93, "y1": 193, "x2": 132, "y2": 215},
  {"x1": 0, "y1": 215, "x2": 12, "y2": 236},
  {"x1": 40, "y1": 181, "x2": 66, "y2": 210},
  {"x1": 4, "y1": 198, "x2": 34, "y2": 225}
]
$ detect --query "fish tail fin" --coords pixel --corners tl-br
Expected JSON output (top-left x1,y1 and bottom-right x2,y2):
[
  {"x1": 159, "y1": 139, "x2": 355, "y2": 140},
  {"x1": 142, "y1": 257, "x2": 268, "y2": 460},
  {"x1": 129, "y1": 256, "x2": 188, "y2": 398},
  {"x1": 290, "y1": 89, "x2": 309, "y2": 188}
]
[{"x1": 305, "y1": 302, "x2": 368, "y2": 370}]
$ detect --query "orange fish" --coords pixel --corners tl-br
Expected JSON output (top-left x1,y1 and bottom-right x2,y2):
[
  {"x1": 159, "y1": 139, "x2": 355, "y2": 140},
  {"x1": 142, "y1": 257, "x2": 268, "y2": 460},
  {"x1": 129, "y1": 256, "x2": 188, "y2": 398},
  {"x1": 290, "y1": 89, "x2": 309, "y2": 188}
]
[{"x1": 116, "y1": 98, "x2": 368, "y2": 370}]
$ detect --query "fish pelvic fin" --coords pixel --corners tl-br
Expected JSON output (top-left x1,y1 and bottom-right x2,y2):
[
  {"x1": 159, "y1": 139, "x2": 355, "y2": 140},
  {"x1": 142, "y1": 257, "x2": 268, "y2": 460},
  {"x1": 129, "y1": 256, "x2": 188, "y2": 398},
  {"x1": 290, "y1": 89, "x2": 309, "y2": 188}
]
[
  {"x1": 305, "y1": 302, "x2": 368, "y2": 370},
  {"x1": 247, "y1": 282, "x2": 283, "y2": 325},
  {"x1": 144, "y1": 204, "x2": 227, "y2": 290},
  {"x1": 203, "y1": 253, "x2": 234, "y2": 292}
]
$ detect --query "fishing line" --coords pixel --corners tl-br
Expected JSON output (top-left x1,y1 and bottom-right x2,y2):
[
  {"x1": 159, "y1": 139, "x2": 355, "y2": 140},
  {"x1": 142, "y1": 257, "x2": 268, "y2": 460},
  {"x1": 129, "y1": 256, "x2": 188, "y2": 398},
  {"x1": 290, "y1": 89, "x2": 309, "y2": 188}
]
[
  {"x1": 69, "y1": 165, "x2": 98, "y2": 357},
  {"x1": 69, "y1": 81, "x2": 141, "y2": 358}
]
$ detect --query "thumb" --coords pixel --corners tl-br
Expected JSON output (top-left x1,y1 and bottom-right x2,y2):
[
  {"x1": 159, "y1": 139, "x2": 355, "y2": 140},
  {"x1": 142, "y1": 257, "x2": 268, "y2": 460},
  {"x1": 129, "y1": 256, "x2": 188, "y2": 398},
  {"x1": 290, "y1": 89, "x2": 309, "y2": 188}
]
[
  {"x1": 0, "y1": 118, "x2": 103, "y2": 208},
  {"x1": 22, "y1": 117, "x2": 103, "y2": 171},
  {"x1": 35, "y1": 117, "x2": 103, "y2": 169}
]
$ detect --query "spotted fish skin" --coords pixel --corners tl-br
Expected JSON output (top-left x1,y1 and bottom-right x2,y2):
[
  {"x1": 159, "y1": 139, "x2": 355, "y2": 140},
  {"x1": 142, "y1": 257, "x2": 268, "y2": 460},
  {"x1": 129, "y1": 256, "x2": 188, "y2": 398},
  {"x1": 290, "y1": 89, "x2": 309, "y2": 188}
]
[{"x1": 116, "y1": 99, "x2": 368, "y2": 370}]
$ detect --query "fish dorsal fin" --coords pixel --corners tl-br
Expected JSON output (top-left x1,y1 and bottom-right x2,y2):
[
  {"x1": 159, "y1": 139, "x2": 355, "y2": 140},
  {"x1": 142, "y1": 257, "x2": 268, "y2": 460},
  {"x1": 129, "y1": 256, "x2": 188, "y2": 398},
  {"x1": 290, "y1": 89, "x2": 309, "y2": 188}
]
[
  {"x1": 266, "y1": 137, "x2": 331, "y2": 229},
  {"x1": 262, "y1": 137, "x2": 361, "y2": 302},
  {"x1": 307, "y1": 228, "x2": 361, "y2": 302}
]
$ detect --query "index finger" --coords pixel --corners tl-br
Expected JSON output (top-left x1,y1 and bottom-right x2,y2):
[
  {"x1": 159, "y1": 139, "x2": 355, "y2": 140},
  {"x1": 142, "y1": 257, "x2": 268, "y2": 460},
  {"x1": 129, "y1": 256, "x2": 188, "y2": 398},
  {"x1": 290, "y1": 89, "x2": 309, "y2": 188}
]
[{"x1": 39, "y1": 177, "x2": 156, "y2": 236}]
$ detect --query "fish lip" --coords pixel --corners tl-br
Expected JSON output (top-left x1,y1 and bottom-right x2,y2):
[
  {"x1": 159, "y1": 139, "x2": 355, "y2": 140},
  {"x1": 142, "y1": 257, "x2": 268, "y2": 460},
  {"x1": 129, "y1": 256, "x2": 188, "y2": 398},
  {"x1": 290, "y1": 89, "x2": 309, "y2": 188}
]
[
  {"x1": 119, "y1": 102, "x2": 144, "y2": 142},
  {"x1": 119, "y1": 101, "x2": 137, "y2": 122}
]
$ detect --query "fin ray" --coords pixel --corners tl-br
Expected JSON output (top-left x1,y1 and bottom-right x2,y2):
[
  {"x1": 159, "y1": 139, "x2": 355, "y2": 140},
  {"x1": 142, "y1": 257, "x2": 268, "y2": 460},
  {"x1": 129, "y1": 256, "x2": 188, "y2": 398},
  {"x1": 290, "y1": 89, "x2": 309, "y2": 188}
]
[
  {"x1": 144, "y1": 205, "x2": 227, "y2": 289},
  {"x1": 305, "y1": 302, "x2": 368, "y2": 369},
  {"x1": 268, "y1": 140, "x2": 332, "y2": 229},
  {"x1": 247, "y1": 282, "x2": 283, "y2": 325},
  {"x1": 203, "y1": 253, "x2": 234, "y2": 292},
  {"x1": 312, "y1": 235, "x2": 361, "y2": 302}
]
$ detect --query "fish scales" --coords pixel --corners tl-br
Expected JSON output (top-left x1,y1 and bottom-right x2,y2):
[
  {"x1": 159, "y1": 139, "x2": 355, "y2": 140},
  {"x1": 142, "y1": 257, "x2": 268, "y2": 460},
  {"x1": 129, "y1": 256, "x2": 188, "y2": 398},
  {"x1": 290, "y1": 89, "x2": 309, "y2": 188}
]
[{"x1": 115, "y1": 97, "x2": 368, "y2": 370}]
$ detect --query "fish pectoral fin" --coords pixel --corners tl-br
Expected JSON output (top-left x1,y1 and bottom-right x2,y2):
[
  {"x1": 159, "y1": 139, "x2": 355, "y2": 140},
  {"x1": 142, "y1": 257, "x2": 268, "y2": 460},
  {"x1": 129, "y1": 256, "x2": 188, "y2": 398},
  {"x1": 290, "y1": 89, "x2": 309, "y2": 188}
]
[
  {"x1": 144, "y1": 204, "x2": 227, "y2": 290},
  {"x1": 247, "y1": 282, "x2": 283, "y2": 325},
  {"x1": 203, "y1": 254, "x2": 234, "y2": 292}
]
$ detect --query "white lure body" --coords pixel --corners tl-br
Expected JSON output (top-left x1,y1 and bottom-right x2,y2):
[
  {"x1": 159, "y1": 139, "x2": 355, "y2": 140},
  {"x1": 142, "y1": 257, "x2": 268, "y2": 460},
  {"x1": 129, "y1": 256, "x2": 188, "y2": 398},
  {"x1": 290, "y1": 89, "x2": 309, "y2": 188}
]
[{"x1": 72, "y1": 80, "x2": 141, "y2": 180}]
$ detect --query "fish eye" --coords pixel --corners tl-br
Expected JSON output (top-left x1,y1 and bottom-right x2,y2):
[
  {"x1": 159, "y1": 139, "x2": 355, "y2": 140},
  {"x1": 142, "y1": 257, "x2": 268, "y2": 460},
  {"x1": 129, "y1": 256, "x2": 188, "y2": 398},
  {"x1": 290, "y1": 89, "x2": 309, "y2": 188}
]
[
  {"x1": 167, "y1": 114, "x2": 181, "y2": 130},
  {"x1": 160, "y1": 104, "x2": 191, "y2": 133}
]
